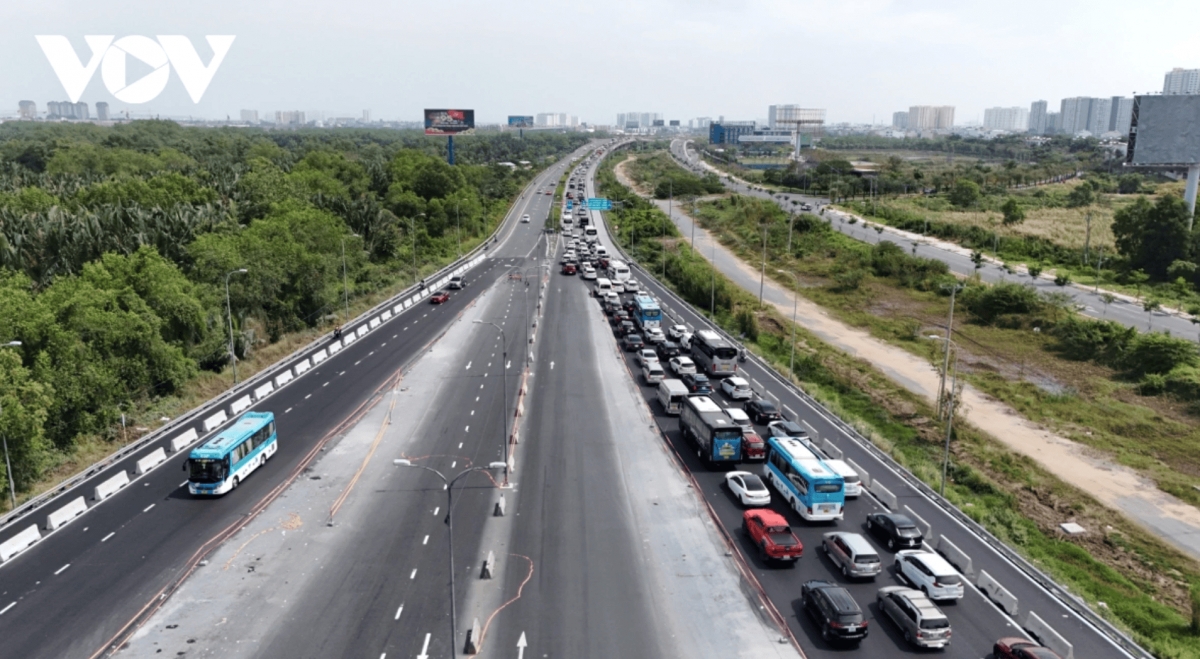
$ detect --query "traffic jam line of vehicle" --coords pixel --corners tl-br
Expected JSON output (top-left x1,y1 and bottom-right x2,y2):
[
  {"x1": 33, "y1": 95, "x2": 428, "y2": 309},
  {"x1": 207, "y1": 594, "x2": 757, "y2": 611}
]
[{"x1": 563, "y1": 146, "x2": 1122, "y2": 659}]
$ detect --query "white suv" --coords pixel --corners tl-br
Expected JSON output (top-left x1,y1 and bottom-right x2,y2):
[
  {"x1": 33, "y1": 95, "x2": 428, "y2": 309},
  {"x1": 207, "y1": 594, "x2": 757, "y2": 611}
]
[{"x1": 895, "y1": 550, "x2": 965, "y2": 601}]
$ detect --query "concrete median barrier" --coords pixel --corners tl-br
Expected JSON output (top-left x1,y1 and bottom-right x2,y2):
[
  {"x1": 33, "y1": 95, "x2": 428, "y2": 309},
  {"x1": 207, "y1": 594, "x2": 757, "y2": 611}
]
[
  {"x1": 45, "y1": 496, "x2": 87, "y2": 531},
  {"x1": 0, "y1": 524, "x2": 41, "y2": 562},
  {"x1": 869, "y1": 479, "x2": 897, "y2": 510},
  {"x1": 903, "y1": 505, "x2": 933, "y2": 541},
  {"x1": 134, "y1": 447, "x2": 167, "y2": 475},
  {"x1": 935, "y1": 534, "x2": 974, "y2": 578},
  {"x1": 494, "y1": 493, "x2": 506, "y2": 517},
  {"x1": 295, "y1": 358, "x2": 312, "y2": 374},
  {"x1": 311, "y1": 349, "x2": 327, "y2": 365},
  {"x1": 801, "y1": 421, "x2": 820, "y2": 443},
  {"x1": 230, "y1": 395, "x2": 251, "y2": 415},
  {"x1": 357, "y1": 326, "x2": 368, "y2": 338},
  {"x1": 846, "y1": 458, "x2": 870, "y2": 488},
  {"x1": 978, "y1": 569, "x2": 1018, "y2": 616},
  {"x1": 327, "y1": 341, "x2": 342, "y2": 355},
  {"x1": 203, "y1": 410, "x2": 227, "y2": 432},
  {"x1": 169, "y1": 428, "x2": 199, "y2": 453},
  {"x1": 481, "y1": 550, "x2": 496, "y2": 579},
  {"x1": 464, "y1": 617, "x2": 482, "y2": 654},
  {"x1": 782, "y1": 405, "x2": 798, "y2": 422},
  {"x1": 254, "y1": 382, "x2": 274, "y2": 401},
  {"x1": 820, "y1": 438, "x2": 843, "y2": 460},
  {"x1": 275, "y1": 370, "x2": 294, "y2": 387},
  {"x1": 93, "y1": 470, "x2": 130, "y2": 501},
  {"x1": 382, "y1": 310, "x2": 393, "y2": 320},
  {"x1": 342, "y1": 332, "x2": 356, "y2": 346},
  {"x1": 369, "y1": 318, "x2": 380, "y2": 329},
  {"x1": 1023, "y1": 610, "x2": 1074, "y2": 659}
]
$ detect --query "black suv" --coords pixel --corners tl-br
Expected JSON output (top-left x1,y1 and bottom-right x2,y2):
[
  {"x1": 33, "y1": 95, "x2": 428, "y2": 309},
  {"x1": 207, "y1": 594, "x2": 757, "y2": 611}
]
[
  {"x1": 744, "y1": 398, "x2": 782, "y2": 424},
  {"x1": 866, "y1": 512, "x2": 925, "y2": 551},
  {"x1": 655, "y1": 341, "x2": 682, "y2": 360},
  {"x1": 801, "y1": 580, "x2": 868, "y2": 644}
]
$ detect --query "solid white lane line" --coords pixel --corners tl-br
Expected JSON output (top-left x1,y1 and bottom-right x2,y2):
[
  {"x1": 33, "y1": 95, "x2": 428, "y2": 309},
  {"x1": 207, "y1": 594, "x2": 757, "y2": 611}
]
[
  {"x1": 355, "y1": 360, "x2": 362, "y2": 366},
  {"x1": 285, "y1": 407, "x2": 293, "y2": 414},
  {"x1": 54, "y1": 564, "x2": 70, "y2": 575},
  {"x1": 305, "y1": 394, "x2": 312, "y2": 399},
  {"x1": 0, "y1": 602, "x2": 14, "y2": 616},
  {"x1": 433, "y1": 507, "x2": 439, "y2": 516},
  {"x1": 470, "y1": 410, "x2": 474, "y2": 416},
  {"x1": 143, "y1": 504, "x2": 155, "y2": 513},
  {"x1": 395, "y1": 604, "x2": 404, "y2": 620},
  {"x1": 179, "y1": 480, "x2": 187, "y2": 487},
  {"x1": 410, "y1": 569, "x2": 418, "y2": 579},
  {"x1": 451, "y1": 461, "x2": 456, "y2": 468},
  {"x1": 465, "y1": 426, "x2": 469, "y2": 433},
  {"x1": 101, "y1": 532, "x2": 115, "y2": 542},
  {"x1": 419, "y1": 634, "x2": 431, "y2": 657}
]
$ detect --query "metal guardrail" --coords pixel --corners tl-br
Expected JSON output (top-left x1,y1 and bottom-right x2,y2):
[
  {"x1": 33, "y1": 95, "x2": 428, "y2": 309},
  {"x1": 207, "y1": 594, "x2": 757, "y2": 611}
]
[
  {"x1": 588, "y1": 141, "x2": 1152, "y2": 659},
  {"x1": 0, "y1": 155, "x2": 577, "y2": 535}
]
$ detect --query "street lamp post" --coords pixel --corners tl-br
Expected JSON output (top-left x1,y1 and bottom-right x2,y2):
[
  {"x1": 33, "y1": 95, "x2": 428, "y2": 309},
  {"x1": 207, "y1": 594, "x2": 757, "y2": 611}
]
[
  {"x1": 514, "y1": 265, "x2": 549, "y2": 367},
  {"x1": 393, "y1": 460, "x2": 506, "y2": 655},
  {"x1": 473, "y1": 321, "x2": 510, "y2": 484},
  {"x1": 224, "y1": 269, "x2": 248, "y2": 385},
  {"x1": 1, "y1": 340, "x2": 22, "y2": 508}
]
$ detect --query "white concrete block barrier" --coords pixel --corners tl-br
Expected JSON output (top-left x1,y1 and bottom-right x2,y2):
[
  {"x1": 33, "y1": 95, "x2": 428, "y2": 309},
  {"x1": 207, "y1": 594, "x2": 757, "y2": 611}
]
[
  {"x1": 295, "y1": 358, "x2": 312, "y2": 374},
  {"x1": 1023, "y1": 611, "x2": 1074, "y2": 659},
  {"x1": 357, "y1": 325, "x2": 368, "y2": 338},
  {"x1": 93, "y1": 470, "x2": 130, "y2": 502},
  {"x1": 254, "y1": 382, "x2": 274, "y2": 401},
  {"x1": 846, "y1": 458, "x2": 871, "y2": 489},
  {"x1": 134, "y1": 447, "x2": 167, "y2": 475},
  {"x1": 369, "y1": 318, "x2": 380, "y2": 329},
  {"x1": 978, "y1": 569, "x2": 1018, "y2": 616},
  {"x1": 935, "y1": 534, "x2": 974, "y2": 578},
  {"x1": 801, "y1": 421, "x2": 820, "y2": 443},
  {"x1": 782, "y1": 405, "x2": 799, "y2": 422},
  {"x1": 821, "y1": 438, "x2": 843, "y2": 461},
  {"x1": 750, "y1": 378, "x2": 765, "y2": 396},
  {"x1": 311, "y1": 349, "x2": 328, "y2": 365},
  {"x1": 903, "y1": 505, "x2": 933, "y2": 541},
  {"x1": 169, "y1": 428, "x2": 199, "y2": 453},
  {"x1": 275, "y1": 370, "x2": 294, "y2": 388},
  {"x1": 203, "y1": 411, "x2": 228, "y2": 432},
  {"x1": 382, "y1": 310, "x2": 393, "y2": 320},
  {"x1": 0, "y1": 524, "x2": 41, "y2": 562},
  {"x1": 342, "y1": 332, "x2": 357, "y2": 346},
  {"x1": 327, "y1": 341, "x2": 342, "y2": 355},
  {"x1": 45, "y1": 496, "x2": 87, "y2": 531},
  {"x1": 766, "y1": 391, "x2": 780, "y2": 410},
  {"x1": 230, "y1": 395, "x2": 252, "y2": 416},
  {"x1": 869, "y1": 479, "x2": 897, "y2": 510}
]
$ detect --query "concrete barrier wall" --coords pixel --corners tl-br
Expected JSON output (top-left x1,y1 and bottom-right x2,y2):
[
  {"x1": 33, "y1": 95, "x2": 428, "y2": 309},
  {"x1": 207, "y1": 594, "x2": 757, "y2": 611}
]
[
  {"x1": 978, "y1": 569, "x2": 1018, "y2": 616},
  {"x1": 357, "y1": 326, "x2": 368, "y2": 338},
  {"x1": 0, "y1": 524, "x2": 41, "y2": 562},
  {"x1": 766, "y1": 391, "x2": 780, "y2": 410},
  {"x1": 801, "y1": 421, "x2": 820, "y2": 443},
  {"x1": 846, "y1": 458, "x2": 871, "y2": 488},
  {"x1": 45, "y1": 496, "x2": 87, "y2": 531},
  {"x1": 134, "y1": 447, "x2": 167, "y2": 475},
  {"x1": 369, "y1": 318, "x2": 380, "y2": 329},
  {"x1": 869, "y1": 479, "x2": 897, "y2": 510},
  {"x1": 169, "y1": 428, "x2": 199, "y2": 453},
  {"x1": 311, "y1": 349, "x2": 327, "y2": 365},
  {"x1": 254, "y1": 382, "x2": 274, "y2": 401},
  {"x1": 327, "y1": 341, "x2": 342, "y2": 355},
  {"x1": 782, "y1": 405, "x2": 799, "y2": 422},
  {"x1": 903, "y1": 505, "x2": 933, "y2": 540},
  {"x1": 203, "y1": 411, "x2": 227, "y2": 432},
  {"x1": 821, "y1": 438, "x2": 843, "y2": 460},
  {"x1": 294, "y1": 358, "x2": 312, "y2": 374},
  {"x1": 382, "y1": 310, "x2": 393, "y2": 320},
  {"x1": 342, "y1": 332, "x2": 357, "y2": 346},
  {"x1": 230, "y1": 395, "x2": 251, "y2": 415},
  {"x1": 750, "y1": 378, "x2": 764, "y2": 395},
  {"x1": 1024, "y1": 611, "x2": 1074, "y2": 659},
  {"x1": 275, "y1": 370, "x2": 294, "y2": 387},
  {"x1": 93, "y1": 470, "x2": 130, "y2": 501},
  {"x1": 936, "y1": 534, "x2": 974, "y2": 578}
]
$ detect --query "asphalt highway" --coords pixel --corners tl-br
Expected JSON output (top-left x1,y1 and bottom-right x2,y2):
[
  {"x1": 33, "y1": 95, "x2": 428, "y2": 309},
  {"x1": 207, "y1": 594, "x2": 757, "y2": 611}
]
[
  {"x1": 579, "y1": 144, "x2": 1141, "y2": 659},
  {"x1": 669, "y1": 138, "x2": 1200, "y2": 340},
  {"x1": 0, "y1": 147, "x2": 589, "y2": 659}
]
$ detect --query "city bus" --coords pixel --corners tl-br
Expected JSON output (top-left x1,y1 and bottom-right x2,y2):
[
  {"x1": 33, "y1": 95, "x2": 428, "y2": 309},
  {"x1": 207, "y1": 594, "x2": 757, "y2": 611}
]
[
  {"x1": 632, "y1": 295, "x2": 662, "y2": 330},
  {"x1": 762, "y1": 437, "x2": 845, "y2": 521},
  {"x1": 680, "y1": 395, "x2": 743, "y2": 466},
  {"x1": 690, "y1": 329, "x2": 739, "y2": 377},
  {"x1": 186, "y1": 411, "x2": 278, "y2": 495}
]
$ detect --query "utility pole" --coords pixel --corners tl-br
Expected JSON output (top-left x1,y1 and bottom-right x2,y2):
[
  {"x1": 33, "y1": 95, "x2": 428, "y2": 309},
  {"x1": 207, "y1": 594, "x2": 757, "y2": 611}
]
[
  {"x1": 759, "y1": 223, "x2": 768, "y2": 306},
  {"x1": 941, "y1": 350, "x2": 959, "y2": 497},
  {"x1": 1083, "y1": 211, "x2": 1092, "y2": 265},
  {"x1": 938, "y1": 284, "x2": 963, "y2": 419}
]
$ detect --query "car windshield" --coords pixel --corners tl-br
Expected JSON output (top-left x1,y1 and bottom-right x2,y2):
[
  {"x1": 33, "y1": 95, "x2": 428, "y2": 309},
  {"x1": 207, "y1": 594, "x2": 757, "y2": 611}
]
[
  {"x1": 919, "y1": 617, "x2": 950, "y2": 630},
  {"x1": 742, "y1": 474, "x2": 767, "y2": 491},
  {"x1": 188, "y1": 458, "x2": 227, "y2": 484}
]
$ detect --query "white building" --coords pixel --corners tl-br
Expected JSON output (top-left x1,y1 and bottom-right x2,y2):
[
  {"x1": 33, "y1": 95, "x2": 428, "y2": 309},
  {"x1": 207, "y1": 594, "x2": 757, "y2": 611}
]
[
  {"x1": 908, "y1": 105, "x2": 955, "y2": 130},
  {"x1": 983, "y1": 106, "x2": 1030, "y2": 132},
  {"x1": 240, "y1": 109, "x2": 259, "y2": 123},
  {"x1": 1164, "y1": 68, "x2": 1200, "y2": 95}
]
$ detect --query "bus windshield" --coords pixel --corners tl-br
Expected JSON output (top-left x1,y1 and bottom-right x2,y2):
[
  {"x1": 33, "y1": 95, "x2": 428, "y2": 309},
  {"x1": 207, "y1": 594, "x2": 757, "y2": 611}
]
[{"x1": 188, "y1": 458, "x2": 227, "y2": 484}]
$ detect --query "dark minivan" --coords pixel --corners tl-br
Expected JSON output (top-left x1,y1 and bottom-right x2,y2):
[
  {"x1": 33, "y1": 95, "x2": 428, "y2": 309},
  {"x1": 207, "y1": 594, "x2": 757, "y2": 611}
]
[{"x1": 802, "y1": 580, "x2": 868, "y2": 644}]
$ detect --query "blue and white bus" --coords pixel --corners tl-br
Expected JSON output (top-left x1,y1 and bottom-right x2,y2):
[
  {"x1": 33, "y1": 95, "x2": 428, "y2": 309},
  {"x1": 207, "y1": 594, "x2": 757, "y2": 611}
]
[
  {"x1": 633, "y1": 296, "x2": 662, "y2": 329},
  {"x1": 762, "y1": 437, "x2": 844, "y2": 521},
  {"x1": 187, "y1": 411, "x2": 278, "y2": 495}
]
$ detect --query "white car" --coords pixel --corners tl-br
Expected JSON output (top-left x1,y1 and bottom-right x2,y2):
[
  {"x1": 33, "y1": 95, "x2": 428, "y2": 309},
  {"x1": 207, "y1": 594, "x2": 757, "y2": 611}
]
[
  {"x1": 644, "y1": 327, "x2": 666, "y2": 344},
  {"x1": 668, "y1": 356, "x2": 696, "y2": 376},
  {"x1": 521, "y1": 213, "x2": 531, "y2": 223},
  {"x1": 668, "y1": 324, "x2": 689, "y2": 341},
  {"x1": 725, "y1": 407, "x2": 753, "y2": 430},
  {"x1": 636, "y1": 348, "x2": 659, "y2": 368},
  {"x1": 720, "y1": 376, "x2": 753, "y2": 400},
  {"x1": 678, "y1": 331, "x2": 694, "y2": 349},
  {"x1": 725, "y1": 471, "x2": 770, "y2": 507},
  {"x1": 582, "y1": 266, "x2": 597, "y2": 280},
  {"x1": 767, "y1": 420, "x2": 810, "y2": 442},
  {"x1": 895, "y1": 550, "x2": 965, "y2": 601}
]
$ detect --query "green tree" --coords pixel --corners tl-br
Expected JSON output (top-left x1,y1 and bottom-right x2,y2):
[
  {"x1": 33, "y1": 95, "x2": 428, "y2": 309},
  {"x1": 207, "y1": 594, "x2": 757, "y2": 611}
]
[
  {"x1": 1117, "y1": 174, "x2": 1143, "y2": 194},
  {"x1": 0, "y1": 348, "x2": 54, "y2": 494},
  {"x1": 948, "y1": 179, "x2": 981, "y2": 208},
  {"x1": 1112, "y1": 196, "x2": 1190, "y2": 279},
  {"x1": 1041, "y1": 291, "x2": 1075, "y2": 322},
  {"x1": 1000, "y1": 197, "x2": 1025, "y2": 226},
  {"x1": 1066, "y1": 183, "x2": 1095, "y2": 208},
  {"x1": 1101, "y1": 292, "x2": 1117, "y2": 317},
  {"x1": 1144, "y1": 298, "x2": 1163, "y2": 331},
  {"x1": 962, "y1": 282, "x2": 1041, "y2": 323}
]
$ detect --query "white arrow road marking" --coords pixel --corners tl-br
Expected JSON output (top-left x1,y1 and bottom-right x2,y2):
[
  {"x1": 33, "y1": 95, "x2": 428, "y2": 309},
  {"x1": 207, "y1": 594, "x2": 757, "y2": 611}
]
[
  {"x1": 416, "y1": 633, "x2": 432, "y2": 659},
  {"x1": 517, "y1": 631, "x2": 528, "y2": 659}
]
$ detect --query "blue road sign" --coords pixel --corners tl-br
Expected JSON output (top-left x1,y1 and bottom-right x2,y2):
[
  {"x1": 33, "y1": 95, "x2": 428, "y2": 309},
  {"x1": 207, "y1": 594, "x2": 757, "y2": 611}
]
[{"x1": 587, "y1": 198, "x2": 613, "y2": 210}]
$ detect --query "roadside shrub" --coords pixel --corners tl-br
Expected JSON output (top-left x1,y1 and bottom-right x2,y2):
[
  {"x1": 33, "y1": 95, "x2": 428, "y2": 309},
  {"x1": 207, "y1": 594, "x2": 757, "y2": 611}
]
[
  {"x1": 832, "y1": 268, "x2": 866, "y2": 291},
  {"x1": 736, "y1": 307, "x2": 759, "y2": 341},
  {"x1": 1053, "y1": 317, "x2": 1137, "y2": 364},
  {"x1": 1138, "y1": 373, "x2": 1168, "y2": 396},
  {"x1": 869, "y1": 241, "x2": 949, "y2": 290},
  {"x1": 1164, "y1": 366, "x2": 1200, "y2": 401},
  {"x1": 1123, "y1": 332, "x2": 1200, "y2": 377},
  {"x1": 962, "y1": 282, "x2": 1041, "y2": 324}
]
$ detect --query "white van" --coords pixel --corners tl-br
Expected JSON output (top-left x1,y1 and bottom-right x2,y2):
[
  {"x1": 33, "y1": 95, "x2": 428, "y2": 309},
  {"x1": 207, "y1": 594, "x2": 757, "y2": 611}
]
[
  {"x1": 657, "y1": 379, "x2": 690, "y2": 415},
  {"x1": 595, "y1": 246, "x2": 608, "y2": 258},
  {"x1": 584, "y1": 226, "x2": 598, "y2": 242},
  {"x1": 823, "y1": 459, "x2": 862, "y2": 497},
  {"x1": 608, "y1": 260, "x2": 630, "y2": 283},
  {"x1": 593, "y1": 277, "x2": 612, "y2": 297}
]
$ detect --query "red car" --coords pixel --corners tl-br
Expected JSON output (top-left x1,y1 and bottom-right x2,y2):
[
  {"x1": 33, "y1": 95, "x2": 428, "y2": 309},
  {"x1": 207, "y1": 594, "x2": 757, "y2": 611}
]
[
  {"x1": 742, "y1": 509, "x2": 803, "y2": 564},
  {"x1": 430, "y1": 290, "x2": 450, "y2": 304},
  {"x1": 741, "y1": 428, "x2": 766, "y2": 461},
  {"x1": 561, "y1": 263, "x2": 577, "y2": 275},
  {"x1": 994, "y1": 638, "x2": 1063, "y2": 659}
]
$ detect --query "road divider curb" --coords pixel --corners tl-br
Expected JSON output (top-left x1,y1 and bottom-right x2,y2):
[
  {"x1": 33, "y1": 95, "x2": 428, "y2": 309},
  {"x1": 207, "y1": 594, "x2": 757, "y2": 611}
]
[
  {"x1": 45, "y1": 496, "x2": 87, "y2": 531},
  {"x1": 494, "y1": 494, "x2": 506, "y2": 517},
  {"x1": 275, "y1": 370, "x2": 294, "y2": 387},
  {"x1": 230, "y1": 395, "x2": 251, "y2": 416},
  {"x1": 464, "y1": 617, "x2": 482, "y2": 654},
  {"x1": 369, "y1": 318, "x2": 380, "y2": 329},
  {"x1": 328, "y1": 341, "x2": 342, "y2": 355},
  {"x1": 801, "y1": 420, "x2": 820, "y2": 443},
  {"x1": 294, "y1": 358, "x2": 311, "y2": 375},
  {"x1": 820, "y1": 438, "x2": 843, "y2": 460},
  {"x1": 903, "y1": 505, "x2": 933, "y2": 541},
  {"x1": 782, "y1": 404, "x2": 798, "y2": 422},
  {"x1": 93, "y1": 471, "x2": 130, "y2": 502},
  {"x1": 382, "y1": 310, "x2": 393, "y2": 320},
  {"x1": 481, "y1": 550, "x2": 496, "y2": 579},
  {"x1": 869, "y1": 479, "x2": 897, "y2": 510},
  {"x1": 0, "y1": 524, "x2": 40, "y2": 562},
  {"x1": 1023, "y1": 610, "x2": 1074, "y2": 659},
  {"x1": 936, "y1": 534, "x2": 974, "y2": 578},
  {"x1": 978, "y1": 569, "x2": 1019, "y2": 616},
  {"x1": 357, "y1": 325, "x2": 368, "y2": 338},
  {"x1": 342, "y1": 332, "x2": 356, "y2": 346},
  {"x1": 134, "y1": 448, "x2": 167, "y2": 475},
  {"x1": 169, "y1": 428, "x2": 198, "y2": 453},
  {"x1": 311, "y1": 349, "x2": 327, "y2": 365},
  {"x1": 203, "y1": 411, "x2": 227, "y2": 432},
  {"x1": 254, "y1": 382, "x2": 274, "y2": 401}
]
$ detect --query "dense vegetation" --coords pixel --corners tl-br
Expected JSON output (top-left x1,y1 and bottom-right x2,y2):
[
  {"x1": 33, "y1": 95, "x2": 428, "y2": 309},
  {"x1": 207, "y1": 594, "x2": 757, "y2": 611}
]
[
  {"x1": 624, "y1": 151, "x2": 724, "y2": 199},
  {"x1": 0, "y1": 121, "x2": 587, "y2": 497}
]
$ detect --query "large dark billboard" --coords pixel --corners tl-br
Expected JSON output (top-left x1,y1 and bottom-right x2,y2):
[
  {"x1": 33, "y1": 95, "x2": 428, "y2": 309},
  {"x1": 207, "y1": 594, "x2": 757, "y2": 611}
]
[{"x1": 425, "y1": 109, "x2": 475, "y2": 135}]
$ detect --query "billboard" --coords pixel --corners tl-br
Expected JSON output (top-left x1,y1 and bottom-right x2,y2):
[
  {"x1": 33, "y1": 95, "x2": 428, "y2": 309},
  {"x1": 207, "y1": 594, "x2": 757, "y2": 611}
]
[
  {"x1": 425, "y1": 109, "x2": 475, "y2": 135},
  {"x1": 1127, "y1": 95, "x2": 1200, "y2": 166},
  {"x1": 508, "y1": 115, "x2": 534, "y2": 128},
  {"x1": 652, "y1": 119, "x2": 665, "y2": 127},
  {"x1": 669, "y1": 120, "x2": 680, "y2": 126}
]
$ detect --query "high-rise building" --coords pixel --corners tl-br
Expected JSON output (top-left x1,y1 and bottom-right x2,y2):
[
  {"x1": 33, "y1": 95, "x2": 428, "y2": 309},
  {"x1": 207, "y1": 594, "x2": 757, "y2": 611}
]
[
  {"x1": 1164, "y1": 68, "x2": 1200, "y2": 95},
  {"x1": 907, "y1": 106, "x2": 955, "y2": 130},
  {"x1": 18, "y1": 101, "x2": 36, "y2": 119},
  {"x1": 892, "y1": 111, "x2": 909, "y2": 129},
  {"x1": 616, "y1": 112, "x2": 661, "y2": 130},
  {"x1": 275, "y1": 111, "x2": 305, "y2": 125},
  {"x1": 1028, "y1": 100, "x2": 1048, "y2": 135},
  {"x1": 1059, "y1": 97, "x2": 1092, "y2": 134},
  {"x1": 1059, "y1": 97, "x2": 1126, "y2": 136},
  {"x1": 1046, "y1": 112, "x2": 1062, "y2": 134},
  {"x1": 95, "y1": 102, "x2": 109, "y2": 121},
  {"x1": 983, "y1": 107, "x2": 1030, "y2": 132},
  {"x1": 240, "y1": 109, "x2": 259, "y2": 123},
  {"x1": 709, "y1": 121, "x2": 756, "y2": 144},
  {"x1": 362, "y1": 110, "x2": 370, "y2": 123},
  {"x1": 1088, "y1": 97, "x2": 1113, "y2": 135},
  {"x1": 47, "y1": 101, "x2": 88, "y2": 120},
  {"x1": 1110, "y1": 97, "x2": 1134, "y2": 136}
]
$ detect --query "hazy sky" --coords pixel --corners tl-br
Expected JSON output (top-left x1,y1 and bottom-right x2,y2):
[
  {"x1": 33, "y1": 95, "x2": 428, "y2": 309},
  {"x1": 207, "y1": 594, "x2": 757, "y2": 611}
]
[{"x1": 2, "y1": 0, "x2": 1198, "y2": 125}]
